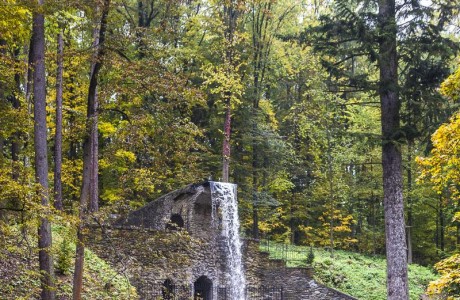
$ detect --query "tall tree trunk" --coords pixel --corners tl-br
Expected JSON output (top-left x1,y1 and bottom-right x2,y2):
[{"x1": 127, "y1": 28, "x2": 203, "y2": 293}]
[
  {"x1": 439, "y1": 196, "x2": 444, "y2": 252},
  {"x1": 72, "y1": 1, "x2": 110, "y2": 298},
  {"x1": 72, "y1": 107, "x2": 93, "y2": 298},
  {"x1": 222, "y1": 96, "x2": 231, "y2": 182},
  {"x1": 221, "y1": 2, "x2": 238, "y2": 183},
  {"x1": 252, "y1": 107, "x2": 259, "y2": 239},
  {"x1": 0, "y1": 40, "x2": 5, "y2": 220},
  {"x1": 406, "y1": 141, "x2": 413, "y2": 264},
  {"x1": 379, "y1": 0, "x2": 409, "y2": 297},
  {"x1": 88, "y1": 9, "x2": 101, "y2": 213},
  {"x1": 8, "y1": 60, "x2": 22, "y2": 212},
  {"x1": 327, "y1": 127, "x2": 334, "y2": 256},
  {"x1": 435, "y1": 202, "x2": 439, "y2": 249},
  {"x1": 457, "y1": 208, "x2": 460, "y2": 247},
  {"x1": 136, "y1": 0, "x2": 147, "y2": 58},
  {"x1": 26, "y1": 37, "x2": 34, "y2": 109},
  {"x1": 371, "y1": 191, "x2": 377, "y2": 255},
  {"x1": 252, "y1": 199, "x2": 259, "y2": 239},
  {"x1": 290, "y1": 197, "x2": 295, "y2": 244},
  {"x1": 251, "y1": 58, "x2": 261, "y2": 239},
  {"x1": 88, "y1": 82, "x2": 99, "y2": 213},
  {"x1": 249, "y1": 1, "x2": 277, "y2": 239},
  {"x1": 11, "y1": 48, "x2": 22, "y2": 182},
  {"x1": 11, "y1": 125, "x2": 20, "y2": 181},
  {"x1": 30, "y1": 1, "x2": 56, "y2": 299},
  {"x1": 250, "y1": 1, "x2": 262, "y2": 240},
  {"x1": 54, "y1": 31, "x2": 64, "y2": 211},
  {"x1": 0, "y1": 138, "x2": 3, "y2": 162}
]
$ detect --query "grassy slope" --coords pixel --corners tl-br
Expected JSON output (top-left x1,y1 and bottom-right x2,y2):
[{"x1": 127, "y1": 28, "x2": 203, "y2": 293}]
[
  {"x1": 0, "y1": 225, "x2": 137, "y2": 300},
  {"x1": 263, "y1": 243, "x2": 438, "y2": 300}
]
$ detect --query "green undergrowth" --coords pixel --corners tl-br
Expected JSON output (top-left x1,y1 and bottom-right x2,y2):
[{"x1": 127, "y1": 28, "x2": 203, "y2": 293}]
[
  {"x1": 261, "y1": 242, "x2": 438, "y2": 300},
  {"x1": 0, "y1": 224, "x2": 137, "y2": 299}
]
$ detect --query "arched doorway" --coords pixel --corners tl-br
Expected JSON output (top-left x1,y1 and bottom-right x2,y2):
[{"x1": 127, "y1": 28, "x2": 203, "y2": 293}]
[
  {"x1": 194, "y1": 276, "x2": 212, "y2": 300},
  {"x1": 166, "y1": 214, "x2": 184, "y2": 230},
  {"x1": 162, "y1": 279, "x2": 174, "y2": 299}
]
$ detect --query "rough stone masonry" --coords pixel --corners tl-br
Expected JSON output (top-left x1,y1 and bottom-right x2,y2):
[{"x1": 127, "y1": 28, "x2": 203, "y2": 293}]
[{"x1": 87, "y1": 181, "x2": 357, "y2": 300}]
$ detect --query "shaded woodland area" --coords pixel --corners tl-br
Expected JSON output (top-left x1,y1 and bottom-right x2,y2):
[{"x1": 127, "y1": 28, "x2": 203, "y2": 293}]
[{"x1": 1, "y1": 0, "x2": 460, "y2": 299}]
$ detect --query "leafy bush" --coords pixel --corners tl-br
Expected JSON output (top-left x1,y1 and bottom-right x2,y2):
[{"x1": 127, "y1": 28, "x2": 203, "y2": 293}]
[
  {"x1": 306, "y1": 246, "x2": 315, "y2": 265},
  {"x1": 427, "y1": 254, "x2": 460, "y2": 298},
  {"x1": 56, "y1": 237, "x2": 72, "y2": 275}
]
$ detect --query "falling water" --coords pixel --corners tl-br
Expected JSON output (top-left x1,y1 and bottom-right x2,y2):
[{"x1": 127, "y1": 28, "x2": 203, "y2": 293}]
[{"x1": 210, "y1": 181, "x2": 246, "y2": 300}]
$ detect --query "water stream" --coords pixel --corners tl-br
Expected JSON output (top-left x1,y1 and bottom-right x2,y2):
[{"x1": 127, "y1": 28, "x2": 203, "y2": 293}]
[{"x1": 209, "y1": 181, "x2": 246, "y2": 300}]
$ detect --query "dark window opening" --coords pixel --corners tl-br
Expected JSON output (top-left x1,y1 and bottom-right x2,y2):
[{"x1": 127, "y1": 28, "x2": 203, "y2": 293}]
[
  {"x1": 162, "y1": 279, "x2": 174, "y2": 299},
  {"x1": 194, "y1": 276, "x2": 212, "y2": 300},
  {"x1": 166, "y1": 214, "x2": 184, "y2": 230}
]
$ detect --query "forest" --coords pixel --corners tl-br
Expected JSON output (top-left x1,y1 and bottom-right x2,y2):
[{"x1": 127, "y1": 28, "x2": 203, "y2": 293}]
[{"x1": 0, "y1": 0, "x2": 459, "y2": 299}]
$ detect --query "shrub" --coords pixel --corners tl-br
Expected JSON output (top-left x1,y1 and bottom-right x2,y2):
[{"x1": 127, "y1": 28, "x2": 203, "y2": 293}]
[
  {"x1": 56, "y1": 237, "x2": 72, "y2": 275},
  {"x1": 306, "y1": 246, "x2": 315, "y2": 265}
]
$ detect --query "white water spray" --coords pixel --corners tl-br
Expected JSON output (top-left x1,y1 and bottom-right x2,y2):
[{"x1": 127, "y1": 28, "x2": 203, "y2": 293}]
[{"x1": 210, "y1": 181, "x2": 246, "y2": 300}]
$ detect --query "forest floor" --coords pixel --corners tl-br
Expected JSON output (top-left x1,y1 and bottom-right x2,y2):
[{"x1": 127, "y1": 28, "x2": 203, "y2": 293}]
[
  {"x1": 261, "y1": 242, "x2": 438, "y2": 300},
  {"x1": 0, "y1": 225, "x2": 136, "y2": 299}
]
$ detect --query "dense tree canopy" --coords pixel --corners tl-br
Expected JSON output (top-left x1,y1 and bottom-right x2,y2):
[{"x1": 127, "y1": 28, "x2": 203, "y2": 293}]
[{"x1": 0, "y1": 0, "x2": 459, "y2": 299}]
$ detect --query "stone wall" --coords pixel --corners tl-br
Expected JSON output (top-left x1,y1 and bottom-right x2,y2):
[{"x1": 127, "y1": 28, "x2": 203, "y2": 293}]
[
  {"x1": 114, "y1": 182, "x2": 214, "y2": 238},
  {"x1": 89, "y1": 182, "x2": 356, "y2": 299},
  {"x1": 86, "y1": 225, "x2": 226, "y2": 299},
  {"x1": 87, "y1": 226, "x2": 357, "y2": 300}
]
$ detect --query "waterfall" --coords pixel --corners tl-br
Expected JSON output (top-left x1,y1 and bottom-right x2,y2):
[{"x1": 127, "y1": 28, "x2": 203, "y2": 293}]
[{"x1": 210, "y1": 181, "x2": 246, "y2": 300}]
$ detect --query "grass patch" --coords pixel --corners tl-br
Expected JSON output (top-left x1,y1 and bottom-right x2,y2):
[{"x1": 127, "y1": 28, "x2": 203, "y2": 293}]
[{"x1": 260, "y1": 242, "x2": 438, "y2": 300}]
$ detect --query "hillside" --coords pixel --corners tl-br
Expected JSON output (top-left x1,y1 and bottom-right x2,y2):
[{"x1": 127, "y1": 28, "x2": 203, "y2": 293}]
[
  {"x1": 0, "y1": 225, "x2": 137, "y2": 299},
  {"x1": 262, "y1": 243, "x2": 438, "y2": 300}
]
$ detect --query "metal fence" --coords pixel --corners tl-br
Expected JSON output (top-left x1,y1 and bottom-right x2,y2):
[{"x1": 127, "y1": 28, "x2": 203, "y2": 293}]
[
  {"x1": 259, "y1": 239, "x2": 309, "y2": 264},
  {"x1": 245, "y1": 286, "x2": 284, "y2": 300},
  {"x1": 146, "y1": 283, "x2": 284, "y2": 300}
]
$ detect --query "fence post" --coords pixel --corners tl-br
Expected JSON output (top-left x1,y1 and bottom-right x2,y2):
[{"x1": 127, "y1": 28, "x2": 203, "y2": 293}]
[
  {"x1": 281, "y1": 286, "x2": 284, "y2": 300},
  {"x1": 284, "y1": 243, "x2": 287, "y2": 261}
]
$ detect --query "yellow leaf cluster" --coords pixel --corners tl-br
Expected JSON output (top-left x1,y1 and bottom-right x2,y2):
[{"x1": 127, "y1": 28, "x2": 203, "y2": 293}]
[
  {"x1": 0, "y1": 0, "x2": 30, "y2": 45},
  {"x1": 427, "y1": 254, "x2": 460, "y2": 299},
  {"x1": 201, "y1": 62, "x2": 244, "y2": 108},
  {"x1": 416, "y1": 111, "x2": 460, "y2": 201},
  {"x1": 441, "y1": 62, "x2": 460, "y2": 102}
]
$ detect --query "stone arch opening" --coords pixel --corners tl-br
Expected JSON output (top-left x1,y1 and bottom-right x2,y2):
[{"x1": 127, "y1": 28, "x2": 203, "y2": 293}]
[
  {"x1": 166, "y1": 214, "x2": 184, "y2": 230},
  {"x1": 162, "y1": 279, "x2": 174, "y2": 299},
  {"x1": 194, "y1": 276, "x2": 213, "y2": 300}
]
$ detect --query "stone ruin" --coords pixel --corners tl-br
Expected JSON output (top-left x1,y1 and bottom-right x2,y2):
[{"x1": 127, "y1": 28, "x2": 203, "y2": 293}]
[{"x1": 87, "y1": 181, "x2": 357, "y2": 299}]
